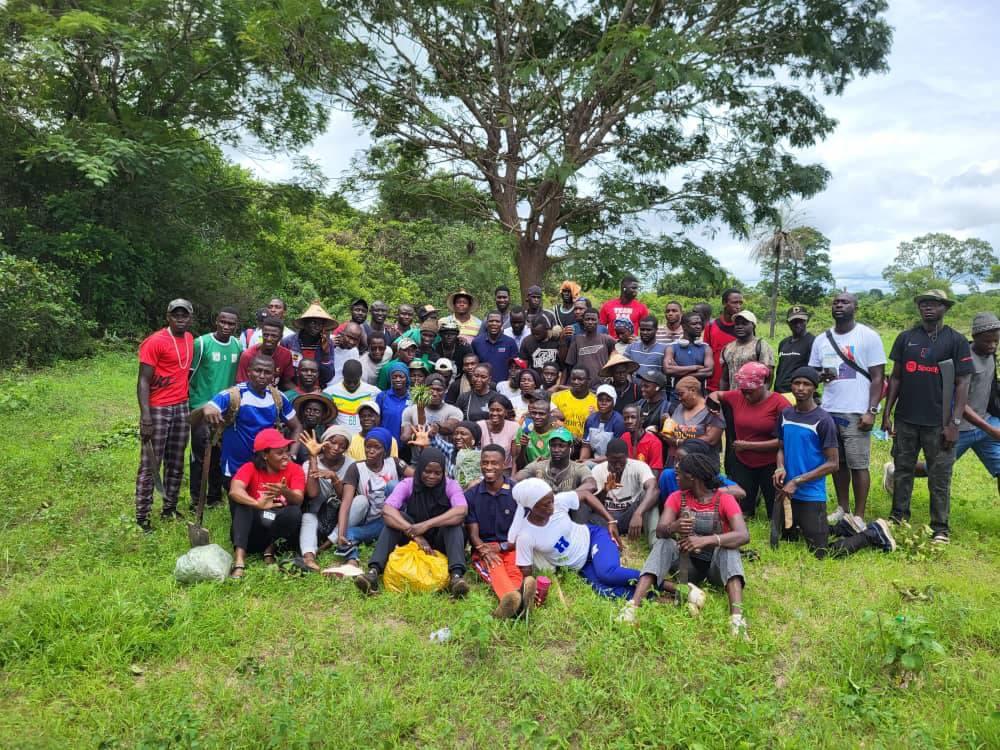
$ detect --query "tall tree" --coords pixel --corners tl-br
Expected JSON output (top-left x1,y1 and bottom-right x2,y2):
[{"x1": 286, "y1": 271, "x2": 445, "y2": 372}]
[
  {"x1": 882, "y1": 233, "x2": 998, "y2": 292},
  {"x1": 758, "y1": 226, "x2": 834, "y2": 307},
  {"x1": 751, "y1": 215, "x2": 806, "y2": 338},
  {"x1": 327, "y1": 0, "x2": 891, "y2": 296}
]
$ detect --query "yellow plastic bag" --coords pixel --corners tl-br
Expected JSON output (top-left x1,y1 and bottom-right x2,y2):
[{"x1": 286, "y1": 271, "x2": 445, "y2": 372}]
[{"x1": 383, "y1": 542, "x2": 449, "y2": 593}]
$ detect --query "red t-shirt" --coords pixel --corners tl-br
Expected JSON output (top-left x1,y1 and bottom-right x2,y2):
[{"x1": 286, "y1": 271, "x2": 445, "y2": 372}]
[
  {"x1": 665, "y1": 490, "x2": 742, "y2": 533},
  {"x1": 598, "y1": 298, "x2": 649, "y2": 339},
  {"x1": 719, "y1": 390, "x2": 788, "y2": 468},
  {"x1": 622, "y1": 431, "x2": 664, "y2": 470},
  {"x1": 237, "y1": 344, "x2": 294, "y2": 386},
  {"x1": 138, "y1": 328, "x2": 194, "y2": 407},
  {"x1": 231, "y1": 460, "x2": 305, "y2": 508},
  {"x1": 703, "y1": 319, "x2": 737, "y2": 391}
]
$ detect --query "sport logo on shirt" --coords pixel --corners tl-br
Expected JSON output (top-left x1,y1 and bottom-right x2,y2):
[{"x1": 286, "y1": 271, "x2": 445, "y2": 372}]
[{"x1": 553, "y1": 536, "x2": 570, "y2": 553}]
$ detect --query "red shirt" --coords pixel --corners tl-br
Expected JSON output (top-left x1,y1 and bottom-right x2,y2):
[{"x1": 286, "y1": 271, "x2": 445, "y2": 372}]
[
  {"x1": 232, "y1": 460, "x2": 305, "y2": 508},
  {"x1": 598, "y1": 298, "x2": 649, "y2": 340},
  {"x1": 237, "y1": 344, "x2": 294, "y2": 386},
  {"x1": 138, "y1": 328, "x2": 194, "y2": 407},
  {"x1": 622, "y1": 431, "x2": 664, "y2": 470},
  {"x1": 665, "y1": 490, "x2": 742, "y2": 533},
  {"x1": 719, "y1": 390, "x2": 788, "y2": 468},
  {"x1": 703, "y1": 319, "x2": 737, "y2": 391}
]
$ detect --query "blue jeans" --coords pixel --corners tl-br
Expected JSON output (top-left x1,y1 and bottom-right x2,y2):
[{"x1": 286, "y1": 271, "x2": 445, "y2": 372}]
[
  {"x1": 956, "y1": 416, "x2": 1000, "y2": 477},
  {"x1": 339, "y1": 518, "x2": 385, "y2": 560},
  {"x1": 579, "y1": 524, "x2": 641, "y2": 598}
]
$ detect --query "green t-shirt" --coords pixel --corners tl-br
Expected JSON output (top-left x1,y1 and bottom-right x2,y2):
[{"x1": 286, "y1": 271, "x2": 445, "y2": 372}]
[
  {"x1": 516, "y1": 426, "x2": 557, "y2": 463},
  {"x1": 188, "y1": 334, "x2": 242, "y2": 409}
]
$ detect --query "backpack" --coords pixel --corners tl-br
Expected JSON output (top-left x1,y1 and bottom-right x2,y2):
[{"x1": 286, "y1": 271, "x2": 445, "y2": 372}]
[{"x1": 224, "y1": 385, "x2": 285, "y2": 429}]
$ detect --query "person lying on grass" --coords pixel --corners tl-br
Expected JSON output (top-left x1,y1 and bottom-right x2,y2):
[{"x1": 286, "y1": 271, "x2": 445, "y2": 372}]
[
  {"x1": 296, "y1": 425, "x2": 355, "y2": 572},
  {"x1": 508, "y1": 478, "x2": 640, "y2": 599},
  {"x1": 227, "y1": 428, "x2": 305, "y2": 579},
  {"x1": 619, "y1": 452, "x2": 750, "y2": 638},
  {"x1": 355, "y1": 447, "x2": 470, "y2": 598}
]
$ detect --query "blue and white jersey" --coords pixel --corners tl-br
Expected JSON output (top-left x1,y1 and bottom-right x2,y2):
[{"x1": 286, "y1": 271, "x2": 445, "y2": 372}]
[
  {"x1": 776, "y1": 405, "x2": 838, "y2": 502},
  {"x1": 210, "y1": 383, "x2": 296, "y2": 476}
]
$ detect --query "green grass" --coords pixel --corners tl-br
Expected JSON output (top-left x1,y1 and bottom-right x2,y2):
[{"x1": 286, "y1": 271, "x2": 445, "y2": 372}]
[{"x1": 1, "y1": 351, "x2": 998, "y2": 749}]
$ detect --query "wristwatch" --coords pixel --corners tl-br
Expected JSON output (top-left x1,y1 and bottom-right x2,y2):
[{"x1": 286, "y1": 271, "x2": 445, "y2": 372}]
[
  {"x1": 867, "y1": 406, "x2": 879, "y2": 415},
  {"x1": 951, "y1": 417, "x2": 962, "y2": 426}
]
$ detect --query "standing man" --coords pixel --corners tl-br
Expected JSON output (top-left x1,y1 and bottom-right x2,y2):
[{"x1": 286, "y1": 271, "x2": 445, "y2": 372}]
[
  {"x1": 504, "y1": 306, "x2": 529, "y2": 349},
  {"x1": 883, "y1": 291, "x2": 972, "y2": 543},
  {"x1": 471, "y1": 311, "x2": 518, "y2": 383},
  {"x1": 237, "y1": 317, "x2": 294, "y2": 388},
  {"x1": 719, "y1": 311, "x2": 774, "y2": 390},
  {"x1": 519, "y1": 316, "x2": 561, "y2": 372},
  {"x1": 188, "y1": 306, "x2": 242, "y2": 512},
  {"x1": 282, "y1": 301, "x2": 337, "y2": 387},
  {"x1": 808, "y1": 293, "x2": 885, "y2": 527},
  {"x1": 389, "y1": 303, "x2": 417, "y2": 345},
  {"x1": 333, "y1": 322, "x2": 364, "y2": 375},
  {"x1": 360, "y1": 332, "x2": 392, "y2": 386},
  {"x1": 552, "y1": 280, "x2": 581, "y2": 327},
  {"x1": 135, "y1": 299, "x2": 195, "y2": 531},
  {"x1": 325, "y1": 360, "x2": 381, "y2": 436},
  {"x1": 773, "y1": 306, "x2": 815, "y2": 394},
  {"x1": 599, "y1": 275, "x2": 649, "y2": 339},
  {"x1": 955, "y1": 313, "x2": 1000, "y2": 494},
  {"x1": 478, "y1": 286, "x2": 513, "y2": 331},
  {"x1": 564, "y1": 308, "x2": 616, "y2": 387},
  {"x1": 656, "y1": 301, "x2": 685, "y2": 345},
  {"x1": 368, "y1": 301, "x2": 393, "y2": 342},
  {"x1": 434, "y1": 320, "x2": 473, "y2": 374},
  {"x1": 241, "y1": 298, "x2": 294, "y2": 347},
  {"x1": 663, "y1": 311, "x2": 713, "y2": 398},
  {"x1": 703, "y1": 289, "x2": 743, "y2": 392},
  {"x1": 440, "y1": 289, "x2": 482, "y2": 342},
  {"x1": 523, "y1": 285, "x2": 556, "y2": 329},
  {"x1": 624, "y1": 315, "x2": 668, "y2": 378}
]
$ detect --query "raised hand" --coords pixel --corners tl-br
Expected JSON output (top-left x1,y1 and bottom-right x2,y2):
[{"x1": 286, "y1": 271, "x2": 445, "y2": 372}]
[
  {"x1": 298, "y1": 429, "x2": 323, "y2": 457},
  {"x1": 408, "y1": 423, "x2": 431, "y2": 448}
]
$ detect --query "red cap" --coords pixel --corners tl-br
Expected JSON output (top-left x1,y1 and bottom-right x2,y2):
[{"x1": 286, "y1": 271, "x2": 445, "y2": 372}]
[{"x1": 253, "y1": 428, "x2": 294, "y2": 452}]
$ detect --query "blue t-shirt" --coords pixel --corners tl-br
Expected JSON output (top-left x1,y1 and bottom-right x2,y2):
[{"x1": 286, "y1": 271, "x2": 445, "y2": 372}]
[
  {"x1": 775, "y1": 405, "x2": 838, "y2": 502},
  {"x1": 471, "y1": 333, "x2": 519, "y2": 383},
  {"x1": 211, "y1": 383, "x2": 296, "y2": 476},
  {"x1": 624, "y1": 340, "x2": 668, "y2": 378},
  {"x1": 582, "y1": 411, "x2": 626, "y2": 457},
  {"x1": 658, "y1": 469, "x2": 736, "y2": 506},
  {"x1": 465, "y1": 480, "x2": 518, "y2": 544}
]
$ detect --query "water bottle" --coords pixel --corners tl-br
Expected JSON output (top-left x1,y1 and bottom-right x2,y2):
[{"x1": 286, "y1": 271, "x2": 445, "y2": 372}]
[{"x1": 429, "y1": 627, "x2": 451, "y2": 643}]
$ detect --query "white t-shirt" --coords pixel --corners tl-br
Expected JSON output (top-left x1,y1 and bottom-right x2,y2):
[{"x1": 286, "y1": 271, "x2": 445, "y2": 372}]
[
  {"x1": 509, "y1": 492, "x2": 590, "y2": 571},
  {"x1": 590, "y1": 458, "x2": 654, "y2": 513},
  {"x1": 808, "y1": 324, "x2": 886, "y2": 414},
  {"x1": 401, "y1": 402, "x2": 463, "y2": 428},
  {"x1": 333, "y1": 347, "x2": 362, "y2": 376}
]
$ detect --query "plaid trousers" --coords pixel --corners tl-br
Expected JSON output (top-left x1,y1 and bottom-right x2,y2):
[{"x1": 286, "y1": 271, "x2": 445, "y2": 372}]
[{"x1": 135, "y1": 403, "x2": 190, "y2": 521}]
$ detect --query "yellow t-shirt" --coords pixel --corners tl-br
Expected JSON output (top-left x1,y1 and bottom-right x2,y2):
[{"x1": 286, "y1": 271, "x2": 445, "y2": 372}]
[
  {"x1": 348, "y1": 433, "x2": 399, "y2": 461},
  {"x1": 551, "y1": 390, "x2": 597, "y2": 440}
]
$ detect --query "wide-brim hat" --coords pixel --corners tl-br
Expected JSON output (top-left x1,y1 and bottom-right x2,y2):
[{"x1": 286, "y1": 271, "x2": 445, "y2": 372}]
[
  {"x1": 914, "y1": 289, "x2": 955, "y2": 308},
  {"x1": 599, "y1": 351, "x2": 640, "y2": 377},
  {"x1": 446, "y1": 289, "x2": 477, "y2": 312},
  {"x1": 293, "y1": 392, "x2": 336, "y2": 423},
  {"x1": 295, "y1": 300, "x2": 336, "y2": 326}
]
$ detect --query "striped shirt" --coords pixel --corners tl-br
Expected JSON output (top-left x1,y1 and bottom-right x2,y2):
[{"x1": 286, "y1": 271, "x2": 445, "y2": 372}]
[{"x1": 323, "y1": 381, "x2": 381, "y2": 435}]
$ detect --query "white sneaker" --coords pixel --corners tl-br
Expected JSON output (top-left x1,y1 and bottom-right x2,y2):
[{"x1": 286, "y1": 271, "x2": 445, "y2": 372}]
[
  {"x1": 882, "y1": 462, "x2": 895, "y2": 495},
  {"x1": 686, "y1": 584, "x2": 706, "y2": 614},
  {"x1": 730, "y1": 613, "x2": 749, "y2": 639},
  {"x1": 845, "y1": 514, "x2": 866, "y2": 534},
  {"x1": 827, "y1": 506, "x2": 845, "y2": 525},
  {"x1": 616, "y1": 602, "x2": 638, "y2": 624}
]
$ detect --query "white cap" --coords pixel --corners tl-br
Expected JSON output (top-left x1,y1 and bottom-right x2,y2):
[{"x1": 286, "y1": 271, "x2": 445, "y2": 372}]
[
  {"x1": 734, "y1": 310, "x2": 757, "y2": 325},
  {"x1": 595, "y1": 384, "x2": 617, "y2": 401},
  {"x1": 357, "y1": 400, "x2": 380, "y2": 415},
  {"x1": 434, "y1": 358, "x2": 455, "y2": 373},
  {"x1": 512, "y1": 478, "x2": 553, "y2": 509}
]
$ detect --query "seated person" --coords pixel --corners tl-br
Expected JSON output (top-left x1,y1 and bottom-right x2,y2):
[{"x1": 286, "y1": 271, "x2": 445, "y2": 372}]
[
  {"x1": 658, "y1": 439, "x2": 747, "y2": 505},
  {"x1": 466, "y1": 445, "x2": 546, "y2": 619},
  {"x1": 621, "y1": 404, "x2": 664, "y2": 478},
  {"x1": 411, "y1": 420, "x2": 483, "y2": 487},
  {"x1": 226, "y1": 428, "x2": 305, "y2": 579},
  {"x1": 509, "y1": 478, "x2": 636, "y2": 598},
  {"x1": 335, "y1": 427, "x2": 411, "y2": 568},
  {"x1": 289, "y1": 393, "x2": 336, "y2": 464},
  {"x1": 355, "y1": 447, "x2": 470, "y2": 597},
  {"x1": 347, "y1": 401, "x2": 399, "y2": 461},
  {"x1": 516, "y1": 427, "x2": 596, "y2": 497},
  {"x1": 620, "y1": 453, "x2": 750, "y2": 638},
  {"x1": 586, "y1": 438, "x2": 660, "y2": 545},
  {"x1": 514, "y1": 393, "x2": 560, "y2": 468},
  {"x1": 297, "y1": 425, "x2": 355, "y2": 571},
  {"x1": 580, "y1": 384, "x2": 626, "y2": 462},
  {"x1": 284, "y1": 358, "x2": 324, "y2": 400}
]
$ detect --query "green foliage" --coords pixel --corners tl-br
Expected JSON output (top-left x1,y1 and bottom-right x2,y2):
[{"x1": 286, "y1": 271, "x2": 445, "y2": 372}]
[
  {"x1": 0, "y1": 252, "x2": 94, "y2": 366},
  {"x1": 883, "y1": 233, "x2": 998, "y2": 292},
  {"x1": 757, "y1": 227, "x2": 835, "y2": 305},
  {"x1": 892, "y1": 522, "x2": 944, "y2": 562},
  {"x1": 861, "y1": 611, "x2": 945, "y2": 681}
]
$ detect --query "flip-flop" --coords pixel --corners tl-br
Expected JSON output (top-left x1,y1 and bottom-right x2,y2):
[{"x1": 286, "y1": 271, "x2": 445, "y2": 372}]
[
  {"x1": 263, "y1": 553, "x2": 277, "y2": 565},
  {"x1": 229, "y1": 565, "x2": 246, "y2": 580},
  {"x1": 289, "y1": 556, "x2": 315, "y2": 574}
]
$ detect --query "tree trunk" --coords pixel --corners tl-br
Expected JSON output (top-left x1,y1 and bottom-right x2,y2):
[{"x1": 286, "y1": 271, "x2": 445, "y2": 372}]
[
  {"x1": 769, "y1": 247, "x2": 781, "y2": 338},
  {"x1": 516, "y1": 235, "x2": 555, "y2": 300}
]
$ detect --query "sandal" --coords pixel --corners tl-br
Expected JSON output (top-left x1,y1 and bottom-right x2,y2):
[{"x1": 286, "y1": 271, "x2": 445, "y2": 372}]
[
  {"x1": 229, "y1": 564, "x2": 246, "y2": 580},
  {"x1": 263, "y1": 552, "x2": 277, "y2": 565}
]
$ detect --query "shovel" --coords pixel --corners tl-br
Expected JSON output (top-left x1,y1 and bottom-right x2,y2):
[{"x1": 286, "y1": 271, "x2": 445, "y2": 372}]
[{"x1": 187, "y1": 428, "x2": 220, "y2": 547}]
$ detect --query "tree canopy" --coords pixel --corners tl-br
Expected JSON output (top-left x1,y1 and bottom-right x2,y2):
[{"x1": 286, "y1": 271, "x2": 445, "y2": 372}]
[
  {"x1": 327, "y1": 0, "x2": 892, "y2": 295},
  {"x1": 882, "y1": 233, "x2": 998, "y2": 292}
]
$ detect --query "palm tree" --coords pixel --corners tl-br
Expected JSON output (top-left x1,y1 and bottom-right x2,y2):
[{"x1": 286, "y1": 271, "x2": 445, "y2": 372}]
[{"x1": 750, "y1": 209, "x2": 806, "y2": 338}]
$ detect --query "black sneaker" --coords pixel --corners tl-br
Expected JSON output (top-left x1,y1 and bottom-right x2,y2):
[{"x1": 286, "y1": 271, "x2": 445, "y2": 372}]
[
  {"x1": 931, "y1": 531, "x2": 950, "y2": 545},
  {"x1": 830, "y1": 518, "x2": 856, "y2": 539},
  {"x1": 137, "y1": 518, "x2": 153, "y2": 534},
  {"x1": 448, "y1": 573, "x2": 470, "y2": 599},
  {"x1": 160, "y1": 508, "x2": 184, "y2": 521},
  {"x1": 354, "y1": 568, "x2": 380, "y2": 596},
  {"x1": 867, "y1": 519, "x2": 897, "y2": 553}
]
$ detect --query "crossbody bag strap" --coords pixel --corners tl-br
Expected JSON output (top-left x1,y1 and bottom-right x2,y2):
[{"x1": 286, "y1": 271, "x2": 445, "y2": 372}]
[{"x1": 825, "y1": 329, "x2": 871, "y2": 381}]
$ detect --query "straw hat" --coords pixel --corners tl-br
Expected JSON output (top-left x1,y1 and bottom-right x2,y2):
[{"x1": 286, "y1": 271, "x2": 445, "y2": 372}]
[
  {"x1": 292, "y1": 392, "x2": 336, "y2": 423},
  {"x1": 446, "y1": 289, "x2": 477, "y2": 312},
  {"x1": 599, "y1": 351, "x2": 640, "y2": 378},
  {"x1": 295, "y1": 300, "x2": 336, "y2": 326}
]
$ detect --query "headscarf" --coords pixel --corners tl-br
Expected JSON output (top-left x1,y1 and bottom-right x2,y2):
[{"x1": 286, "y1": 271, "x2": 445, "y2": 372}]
[
  {"x1": 512, "y1": 477, "x2": 551, "y2": 509},
  {"x1": 407, "y1": 447, "x2": 451, "y2": 523},
  {"x1": 734, "y1": 361, "x2": 770, "y2": 390},
  {"x1": 321, "y1": 425, "x2": 353, "y2": 444},
  {"x1": 364, "y1": 427, "x2": 393, "y2": 454},
  {"x1": 457, "y1": 420, "x2": 482, "y2": 446},
  {"x1": 384, "y1": 360, "x2": 411, "y2": 388}
]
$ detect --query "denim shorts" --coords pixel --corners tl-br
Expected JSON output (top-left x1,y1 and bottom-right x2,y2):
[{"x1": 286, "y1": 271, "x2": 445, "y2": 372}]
[
  {"x1": 831, "y1": 412, "x2": 871, "y2": 470},
  {"x1": 957, "y1": 416, "x2": 1000, "y2": 477}
]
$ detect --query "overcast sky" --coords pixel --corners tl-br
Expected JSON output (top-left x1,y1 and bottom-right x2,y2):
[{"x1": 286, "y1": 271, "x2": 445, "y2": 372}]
[{"x1": 230, "y1": 0, "x2": 999, "y2": 292}]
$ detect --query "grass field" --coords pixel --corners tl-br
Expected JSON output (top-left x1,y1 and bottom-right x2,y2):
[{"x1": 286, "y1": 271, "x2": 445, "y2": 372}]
[{"x1": 0, "y1": 350, "x2": 998, "y2": 749}]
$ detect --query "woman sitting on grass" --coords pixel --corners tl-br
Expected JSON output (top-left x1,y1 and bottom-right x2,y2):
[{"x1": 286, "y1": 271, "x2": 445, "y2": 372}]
[
  {"x1": 508, "y1": 478, "x2": 638, "y2": 599},
  {"x1": 227, "y1": 428, "x2": 306, "y2": 579},
  {"x1": 355, "y1": 447, "x2": 471, "y2": 598},
  {"x1": 619, "y1": 452, "x2": 750, "y2": 637}
]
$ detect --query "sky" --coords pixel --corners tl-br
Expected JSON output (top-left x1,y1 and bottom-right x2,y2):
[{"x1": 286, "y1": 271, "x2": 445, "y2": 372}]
[{"x1": 228, "y1": 0, "x2": 1000, "y2": 292}]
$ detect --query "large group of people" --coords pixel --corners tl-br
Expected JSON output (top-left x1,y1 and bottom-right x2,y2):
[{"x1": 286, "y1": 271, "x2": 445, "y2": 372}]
[{"x1": 137, "y1": 282, "x2": 999, "y2": 634}]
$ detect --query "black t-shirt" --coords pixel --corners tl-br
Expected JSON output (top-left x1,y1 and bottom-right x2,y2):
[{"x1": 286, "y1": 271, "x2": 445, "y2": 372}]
[
  {"x1": 613, "y1": 380, "x2": 641, "y2": 414},
  {"x1": 433, "y1": 341, "x2": 472, "y2": 372},
  {"x1": 774, "y1": 333, "x2": 816, "y2": 392},
  {"x1": 889, "y1": 325, "x2": 974, "y2": 426},
  {"x1": 551, "y1": 305, "x2": 576, "y2": 327},
  {"x1": 519, "y1": 335, "x2": 561, "y2": 371},
  {"x1": 456, "y1": 389, "x2": 499, "y2": 422}
]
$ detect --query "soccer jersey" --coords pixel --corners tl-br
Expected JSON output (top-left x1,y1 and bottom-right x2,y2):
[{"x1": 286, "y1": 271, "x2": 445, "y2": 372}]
[
  {"x1": 776, "y1": 405, "x2": 838, "y2": 502},
  {"x1": 552, "y1": 390, "x2": 598, "y2": 440},
  {"x1": 210, "y1": 384, "x2": 296, "y2": 476},
  {"x1": 324, "y1": 380, "x2": 381, "y2": 434},
  {"x1": 188, "y1": 333, "x2": 242, "y2": 409},
  {"x1": 138, "y1": 328, "x2": 194, "y2": 407}
]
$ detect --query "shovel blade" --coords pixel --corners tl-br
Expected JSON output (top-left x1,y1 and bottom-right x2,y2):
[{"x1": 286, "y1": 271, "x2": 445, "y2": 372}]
[{"x1": 187, "y1": 523, "x2": 210, "y2": 547}]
